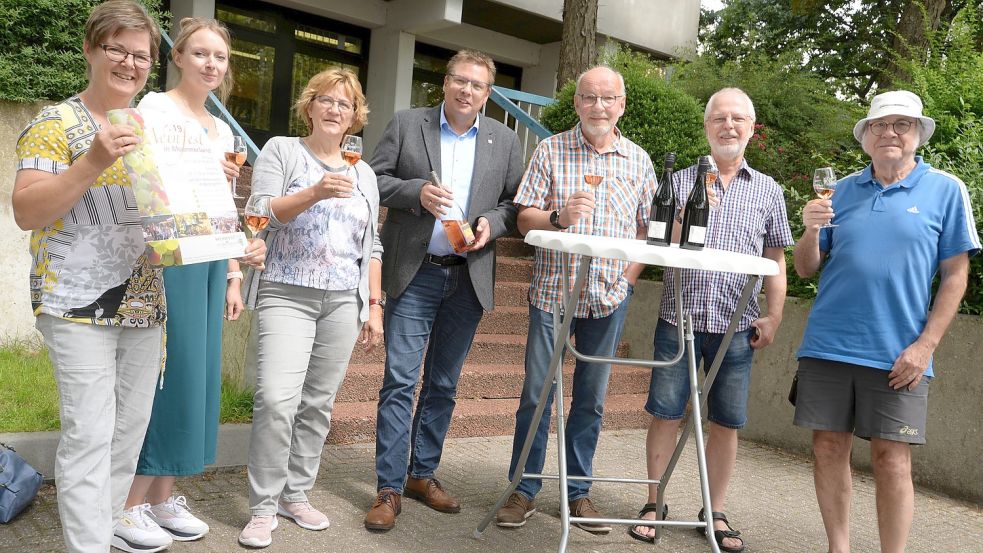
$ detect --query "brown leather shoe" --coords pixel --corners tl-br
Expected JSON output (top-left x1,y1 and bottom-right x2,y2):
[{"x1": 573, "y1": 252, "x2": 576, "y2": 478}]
[
  {"x1": 404, "y1": 477, "x2": 461, "y2": 513},
  {"x1": 364, "y1": 488, "x2": 401, "y2": 531},
  {"x1": 569, "y1": 496, "x2": 611, "y2": 534}
]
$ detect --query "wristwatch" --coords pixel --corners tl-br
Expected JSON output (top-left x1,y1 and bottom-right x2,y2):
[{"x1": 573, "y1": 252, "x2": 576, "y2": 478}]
[
  {"x1": 549, "y1": 209, "x2": 568, "y2": 230},
  {"x1": 369, "y1": 297, "x2": 385, "y2": 308}
]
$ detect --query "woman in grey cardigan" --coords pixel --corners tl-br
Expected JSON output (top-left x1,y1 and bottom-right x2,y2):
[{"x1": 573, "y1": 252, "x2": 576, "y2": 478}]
[{"x1": 238, "y1": 68, "x2": 383, "y2": 549}]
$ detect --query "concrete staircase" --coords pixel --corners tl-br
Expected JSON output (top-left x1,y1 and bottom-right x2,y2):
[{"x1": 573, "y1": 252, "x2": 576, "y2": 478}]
[{"x1": 326, "y1": 237, "x2": 652, "y2": 445}]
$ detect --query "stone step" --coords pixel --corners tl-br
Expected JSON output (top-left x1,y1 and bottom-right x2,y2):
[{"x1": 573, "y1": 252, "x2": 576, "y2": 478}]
[
  {"x1": 349, "y1": 333, "x2": 630, "y2": 365},
  {"x1": 327, "y1": 393, "x2": 651, "y2": 444},
  {"x1": 494, "y1": 256, "x2": 533, "y2": 283},
  {"x1": 495, "y1": 281, "x2": 530, "y2": 307},
  {"x1": 496, "y1": 236, "x2": 535, "y2": 258},
  {"x1": 336, "y1": 362, "x2": 652, "y2": 403},
  {"x1": 477, "y1": 306, "x2": 529, "y2": 334}
]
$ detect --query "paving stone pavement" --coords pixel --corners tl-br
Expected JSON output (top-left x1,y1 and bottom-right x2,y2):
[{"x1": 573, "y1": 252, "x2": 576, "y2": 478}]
[{"x1": 2, "y1": 429, "x2": 981, "y2": 553}]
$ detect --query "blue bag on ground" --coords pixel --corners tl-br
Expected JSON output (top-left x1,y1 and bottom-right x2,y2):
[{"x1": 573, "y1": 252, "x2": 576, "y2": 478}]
[{"x1": 0, "y1": 442, "x2": 44, "y2": 523}]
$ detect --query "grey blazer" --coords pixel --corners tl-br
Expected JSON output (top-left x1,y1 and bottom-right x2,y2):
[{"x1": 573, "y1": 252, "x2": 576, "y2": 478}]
[
  {"x1": 242, "y1": 136, "x2": 383, "y2": 323},
  {"x1": 370, "y1": 106, "x2": 524, "y2": 311}
]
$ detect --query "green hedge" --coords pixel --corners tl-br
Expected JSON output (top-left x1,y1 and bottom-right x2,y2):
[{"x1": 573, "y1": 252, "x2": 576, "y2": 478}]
[{"x1": 0, "y1": 0, "x2": 167, "y2": 102}]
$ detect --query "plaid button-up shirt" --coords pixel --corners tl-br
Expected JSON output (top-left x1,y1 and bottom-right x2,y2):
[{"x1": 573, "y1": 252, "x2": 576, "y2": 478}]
[
  {"x1": 515, "y1": 124, "x2": 657, "y2": 318},
  {"x1": 660, "y1": 160, "x2": 794, "y2": 333}
]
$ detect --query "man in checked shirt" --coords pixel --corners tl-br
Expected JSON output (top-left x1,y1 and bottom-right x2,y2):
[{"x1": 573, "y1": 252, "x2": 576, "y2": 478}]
[
  {"x1": 496, "y1": 66, "x2": 658, "y2": 533},
  {"x1": 629, "y1": 88, "x2": 793, "y2": 551}
]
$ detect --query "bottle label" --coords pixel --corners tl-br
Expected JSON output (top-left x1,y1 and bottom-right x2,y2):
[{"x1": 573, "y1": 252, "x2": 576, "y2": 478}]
[
  {"x1": 647, "y1": 220, "x2": 667, "y2": 239},
  {"x1": 689, "y1": 225, "x2": 707, "y2": 244}
]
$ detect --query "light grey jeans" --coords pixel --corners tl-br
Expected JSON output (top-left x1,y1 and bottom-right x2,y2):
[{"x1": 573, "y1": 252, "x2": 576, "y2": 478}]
[
  {"x1": 247, "y1": 281, "x2": 361, "y2": 514},
  {"x1": 36, "y1": 314, "x2": 162, "y2": 553}
]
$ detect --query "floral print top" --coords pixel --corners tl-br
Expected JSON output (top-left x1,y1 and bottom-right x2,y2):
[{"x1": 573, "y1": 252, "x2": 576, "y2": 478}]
[
  {"x1": 261, "y1": 145, "x2": 370, "y2": 291},
  {"x1": 16, "y1": 96, "x2": 165, "y2": 327}
]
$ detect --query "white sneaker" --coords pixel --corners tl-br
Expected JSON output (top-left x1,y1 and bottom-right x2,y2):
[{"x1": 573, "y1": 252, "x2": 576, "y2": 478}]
[
  {"x1": 112, "y1": 503, "x2": 173, "y2": 553},
  {"x1": 148, "y1": 496, "x2": 209, "y2": 541},
  {"x1": 238, "y1": 515, "x2": 278, "y2": 548}
]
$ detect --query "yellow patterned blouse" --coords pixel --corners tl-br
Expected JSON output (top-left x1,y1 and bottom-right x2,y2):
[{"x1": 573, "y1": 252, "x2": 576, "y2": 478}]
[{"x1": 16, "y1": 96, "x2": 166, "y2": 327}]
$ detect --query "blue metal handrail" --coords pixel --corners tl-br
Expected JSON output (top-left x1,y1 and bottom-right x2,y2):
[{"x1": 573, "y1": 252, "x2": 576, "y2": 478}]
[
  {"x1": 159, "y1": 33, "x2": 261, "y2": 166},
  {"x1": 489, "y1": 86, "x2": 555, "y2": 140}
]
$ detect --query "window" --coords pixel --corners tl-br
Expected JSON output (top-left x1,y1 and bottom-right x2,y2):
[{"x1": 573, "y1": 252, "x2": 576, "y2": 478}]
[{"x1": 215, "y1": 1, "x2": 369, "y2": 146}]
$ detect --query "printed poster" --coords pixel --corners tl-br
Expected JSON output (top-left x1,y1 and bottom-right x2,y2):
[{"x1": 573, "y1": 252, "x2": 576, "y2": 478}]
[{"x1": 108, "y1": 108, "x2": 247, "y2": 266}]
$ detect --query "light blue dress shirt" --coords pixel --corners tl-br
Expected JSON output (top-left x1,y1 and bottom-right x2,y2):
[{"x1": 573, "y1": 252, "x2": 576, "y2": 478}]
[{"x1": 427, "y1": 104, "x2": 479, "y2": 256}]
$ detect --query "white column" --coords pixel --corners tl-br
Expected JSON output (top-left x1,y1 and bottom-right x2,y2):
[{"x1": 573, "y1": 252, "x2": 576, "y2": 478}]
[{"x1": 364, "y1": 29, "x2": 417, "y2": 158}]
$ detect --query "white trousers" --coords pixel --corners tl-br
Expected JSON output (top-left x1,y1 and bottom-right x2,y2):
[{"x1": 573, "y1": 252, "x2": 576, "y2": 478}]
[{"x1": 37, "y1": 315, "x2": 162, "y2": 553}]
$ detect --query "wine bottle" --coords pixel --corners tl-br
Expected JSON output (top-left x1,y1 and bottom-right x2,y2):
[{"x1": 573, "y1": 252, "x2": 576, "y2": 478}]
[
  {"x1": 646, "y1": 152, "x2": 677, "y2": 246},
  {"x1": 679, "y1": 156, "x2": 711, "y2": 250}
]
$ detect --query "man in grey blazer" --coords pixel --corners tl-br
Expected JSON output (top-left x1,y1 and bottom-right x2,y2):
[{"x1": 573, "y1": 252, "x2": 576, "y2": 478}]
[{"x1": 364, "y1": 49, "x2": 524, "y2": 532}]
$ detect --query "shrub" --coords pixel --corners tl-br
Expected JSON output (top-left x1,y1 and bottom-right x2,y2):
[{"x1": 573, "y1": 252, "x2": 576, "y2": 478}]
[
  {"x1": 0, "y1": 0, "x2": 168, "y2": 102},
  {"x1": 905, "y1": 7, "x2": 983, "y2": 314},
  {"x1": 539, "y1": 47, "x2": 707, "y2": 168}
]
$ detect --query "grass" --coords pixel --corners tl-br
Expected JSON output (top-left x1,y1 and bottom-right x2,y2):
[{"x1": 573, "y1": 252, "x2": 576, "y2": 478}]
[
  {"x1": 0, "y1": 341, "x2": 60, "y2": 433},
  {"x1": 0, "y1": 344, "x2": 255, "y2": 433}
]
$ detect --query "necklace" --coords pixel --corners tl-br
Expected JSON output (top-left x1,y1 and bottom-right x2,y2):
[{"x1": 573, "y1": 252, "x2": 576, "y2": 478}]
[{"x1": 167, "y1": 91, "x2": 214, "y2": 136}]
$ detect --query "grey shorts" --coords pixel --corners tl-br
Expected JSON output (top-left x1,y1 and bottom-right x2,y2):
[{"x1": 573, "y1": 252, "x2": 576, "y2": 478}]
[{"x1": 793, "y1": 357, "x2": 929, "y2": 444}]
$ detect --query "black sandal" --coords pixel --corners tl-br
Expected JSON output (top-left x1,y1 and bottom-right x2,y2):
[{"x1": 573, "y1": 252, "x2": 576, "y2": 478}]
[
  {"x1": 626, "y1": 503, "x2": 668, "y2": 543},
  {"x1": 697, "y1": 508, "x2": 745, "y2": 553}
]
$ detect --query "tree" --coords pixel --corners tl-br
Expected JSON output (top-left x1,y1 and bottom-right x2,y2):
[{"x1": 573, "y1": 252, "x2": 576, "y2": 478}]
[
  {"x1": 555, "y1": 0, "x2": 598, "y2": 92},
  {"x1": 701, "y1": 0, "x2": 967, "y2": 101}
]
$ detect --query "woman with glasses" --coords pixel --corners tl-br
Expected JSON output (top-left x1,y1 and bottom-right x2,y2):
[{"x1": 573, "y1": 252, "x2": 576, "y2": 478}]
[
  {"x1": 111, "y1": 18, "x2": 266, "y2": 552},
  {"x1": 11, "y1": 2, "x2": 163, "y2": 552},
  {"x1": 793, "y1": 90, "x2": 979, "y2": 552},
  {"x1": 237, "y1": 68, "x2": 383, "y2": 548}
]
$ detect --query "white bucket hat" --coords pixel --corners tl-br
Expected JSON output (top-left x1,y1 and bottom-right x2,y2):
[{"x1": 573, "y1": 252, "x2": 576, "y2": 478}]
[{"x1": 853, "y1": 90, "x2": 935, "y2": 147}]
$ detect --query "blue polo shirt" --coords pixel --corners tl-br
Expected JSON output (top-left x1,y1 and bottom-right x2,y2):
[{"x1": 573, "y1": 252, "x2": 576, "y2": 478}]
[{"x1": 797, "y1": 157, "x2": 980, "y2": 377}]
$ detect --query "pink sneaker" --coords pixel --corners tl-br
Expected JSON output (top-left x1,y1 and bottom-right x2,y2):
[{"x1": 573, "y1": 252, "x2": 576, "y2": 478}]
[
  {"x1": 238, "y1": 515, "x2": 278, "y2": 548},
  {"x1": 277, "y1": 501, "x2": 330, "y2": 530}
]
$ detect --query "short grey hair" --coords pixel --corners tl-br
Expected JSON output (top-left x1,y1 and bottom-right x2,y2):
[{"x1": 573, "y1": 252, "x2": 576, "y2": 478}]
[
  {"x1": 575, "y1": 66, "x2": 626, "y2": 96},
  {"x1": 704, "y1": 87, "x2": 756, "y2": 122}
]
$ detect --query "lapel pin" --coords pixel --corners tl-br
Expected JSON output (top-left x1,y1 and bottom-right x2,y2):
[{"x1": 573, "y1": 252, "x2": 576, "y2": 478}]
[{"x1": 488, "y1": 139, "x2": 493, "y2": 144}]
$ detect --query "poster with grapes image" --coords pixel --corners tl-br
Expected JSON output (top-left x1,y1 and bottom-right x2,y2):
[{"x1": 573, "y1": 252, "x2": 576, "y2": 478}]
[{"x1": 108, "y1": 108, "x2": 248, "y2": 266}]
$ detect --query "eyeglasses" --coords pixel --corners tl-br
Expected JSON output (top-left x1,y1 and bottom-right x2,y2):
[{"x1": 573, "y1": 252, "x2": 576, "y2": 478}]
[
  {"x1": 869, "y1": 119, "x2": 915, "y2": 136},
  {"x1": 99, "y1": 44, "x2": 153, "y2": 69},
  {"x1": 575, "y1": 94, "x2": 624, "y2": 108},
  {"x1": 708, "y1": 114, "x2": 751, "y2": 126},
  {"x1": 446, "y1": 74, "x2": 491, "y2": 93},
  {"x1": 313, "y1": 95, "x2": 354, "y2": 112}
]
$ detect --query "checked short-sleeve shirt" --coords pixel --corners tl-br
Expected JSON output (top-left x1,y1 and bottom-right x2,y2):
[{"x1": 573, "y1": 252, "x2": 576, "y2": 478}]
[
  {"x1": 515, "y1": 123, "x2": 657, "y2": 318},
  {"x1": 660, "y1": 160, "x2": 793, "y2": 333}
]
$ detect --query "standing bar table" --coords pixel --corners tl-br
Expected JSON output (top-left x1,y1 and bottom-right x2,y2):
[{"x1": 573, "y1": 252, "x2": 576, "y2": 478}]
[{"x1": 474, "y1": 230, "x2": 779, "y2": 552}]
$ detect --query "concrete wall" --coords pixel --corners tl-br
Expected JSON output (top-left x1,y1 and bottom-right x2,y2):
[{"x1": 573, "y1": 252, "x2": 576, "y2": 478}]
[
  {"x1": 623, "y1": 279, "x2": 983, "y2": 504},
  {"x1": 0, "y1": 101, "x2": 46, "y2": 344}
]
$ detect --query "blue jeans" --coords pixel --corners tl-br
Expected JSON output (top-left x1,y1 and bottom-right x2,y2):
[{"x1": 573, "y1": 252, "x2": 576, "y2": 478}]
[
  {"x1": 375, "y1": 262, "x2": 484, "y2": 492},
  {"x1": 645, "y1": 318, "x2": 755, "y2": 429},
  {"x1": 508, "y1": 290, "x2": 633, "y2": 501}
]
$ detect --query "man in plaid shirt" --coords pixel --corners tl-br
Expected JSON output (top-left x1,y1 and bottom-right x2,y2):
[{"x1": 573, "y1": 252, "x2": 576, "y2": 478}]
[
  {"x1": 629, "y1": 88, "x2": 793, "y2": 551},
  {"x1": 496, "y1": 66, "x2": 658, "y2": 532}
]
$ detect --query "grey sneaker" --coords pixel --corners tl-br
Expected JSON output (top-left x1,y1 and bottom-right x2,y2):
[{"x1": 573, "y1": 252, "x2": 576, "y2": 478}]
[
  {"x1": 496, "y1": 493, "x2": 536, "y2": 527},
  {"x1": 569, "y1": 496, "x2": 611, "y2": 534}
]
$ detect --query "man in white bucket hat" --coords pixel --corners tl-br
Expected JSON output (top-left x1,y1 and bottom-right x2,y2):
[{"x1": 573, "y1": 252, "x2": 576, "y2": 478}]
[{"x1": 792, "y1": 89, "x2": 980, "y2": 553}]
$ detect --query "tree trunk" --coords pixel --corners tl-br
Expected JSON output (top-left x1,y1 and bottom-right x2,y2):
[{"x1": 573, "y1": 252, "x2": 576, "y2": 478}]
[
  {"x1": 877, "y1": 0, "x2": 951, "y2": 89},
  {"x1": 556, "y1": 0, "x2": 599, "y2": 92}
]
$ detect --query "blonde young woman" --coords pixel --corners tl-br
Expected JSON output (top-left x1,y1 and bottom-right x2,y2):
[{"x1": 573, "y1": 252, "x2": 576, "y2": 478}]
[
  {"x1": 237, "y1": 68, "x2": 383, "y2": 548},
  {"x1": 114, "y1": 18, "x2": 266, "y2": 553}
]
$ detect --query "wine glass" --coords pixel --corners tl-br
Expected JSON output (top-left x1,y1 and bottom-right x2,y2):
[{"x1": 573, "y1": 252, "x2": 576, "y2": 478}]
[
  {"x1": 813, "y1": 167, "x2": 838, "y2": 228},
  {"x1": 243, "y1": 194, "x2": 271, "y2": 236},
  {"x1": 583, "y1": 156, "x2": 603, "y2": 192},
  {"x1": 226, "y1": 136, "x2": 248, "y2": 199},
  {"x1": 341, "y1": 135, "x2": 362, "y2": 175}
]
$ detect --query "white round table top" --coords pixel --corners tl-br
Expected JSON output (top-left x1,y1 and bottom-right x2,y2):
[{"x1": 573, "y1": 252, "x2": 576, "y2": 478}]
[{"x1": 524, "y1": 230, "x2": 779, "y2": 276}]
